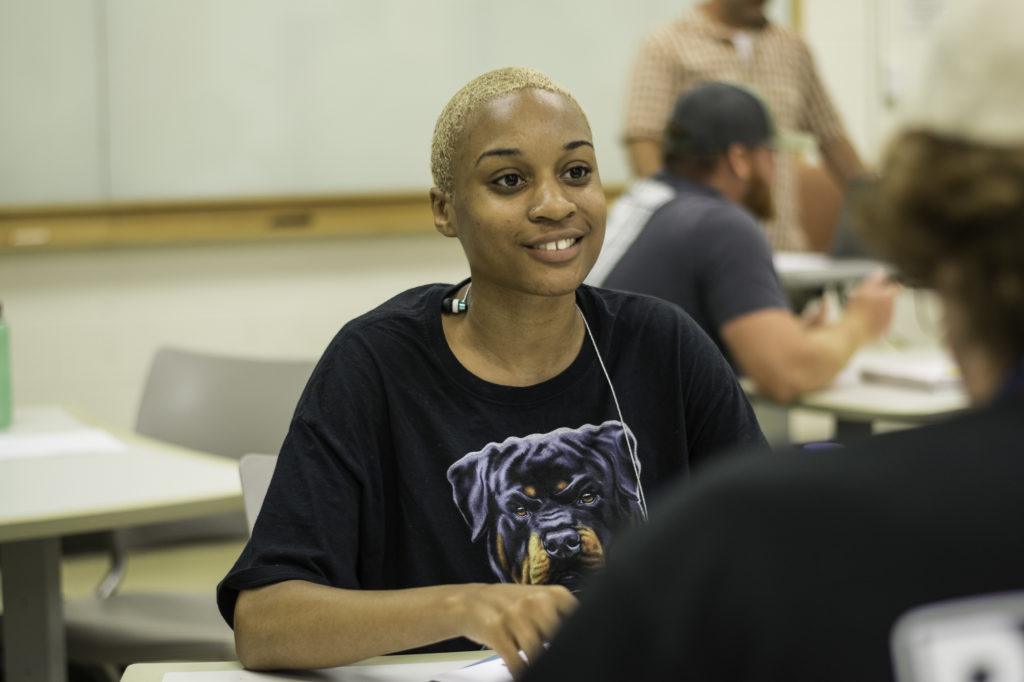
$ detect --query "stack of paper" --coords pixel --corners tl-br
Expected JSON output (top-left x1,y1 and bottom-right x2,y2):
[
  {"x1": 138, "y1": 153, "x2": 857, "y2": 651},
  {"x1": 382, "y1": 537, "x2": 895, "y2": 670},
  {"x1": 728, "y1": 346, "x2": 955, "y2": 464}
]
[
  {"x1": 431, "y1": 656, "x2": 511, "y2": 682},
  {"x1": 859, "y1": 356, "x2": 962, "y2": 391},
  {"x1": 160, "y1": 655, "x2": 511, "y2": 682}
]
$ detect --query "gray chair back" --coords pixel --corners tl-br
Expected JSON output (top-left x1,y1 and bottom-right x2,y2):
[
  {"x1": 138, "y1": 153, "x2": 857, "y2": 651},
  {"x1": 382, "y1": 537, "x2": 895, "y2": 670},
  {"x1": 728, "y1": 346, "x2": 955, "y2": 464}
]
[
  {"x1": 137, "y1": 346, "x2": 315, "y2": 459},
  {"x1": 123, "y1": 346, "x2": 316, "y2": 545},
  {"x1": 239, "y1": 453, "x2": 279, "y2": 534}
]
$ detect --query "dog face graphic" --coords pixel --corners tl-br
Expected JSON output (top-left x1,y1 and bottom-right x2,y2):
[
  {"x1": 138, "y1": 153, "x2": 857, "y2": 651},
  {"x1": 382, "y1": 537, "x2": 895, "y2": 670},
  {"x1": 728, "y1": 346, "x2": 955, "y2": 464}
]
[{"x1": 447, "y1": 421, "x2": 640, "y2": 590}]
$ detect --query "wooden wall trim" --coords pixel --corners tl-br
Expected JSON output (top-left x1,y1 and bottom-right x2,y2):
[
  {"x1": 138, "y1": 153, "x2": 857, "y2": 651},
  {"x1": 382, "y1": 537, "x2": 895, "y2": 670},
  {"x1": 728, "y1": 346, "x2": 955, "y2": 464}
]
[
  {"x1": 0, "y1": 192, "x2": 431, "y2": 252},
  {"x1": 0, "y1": 187, "x2": 625, "y2": 253}
]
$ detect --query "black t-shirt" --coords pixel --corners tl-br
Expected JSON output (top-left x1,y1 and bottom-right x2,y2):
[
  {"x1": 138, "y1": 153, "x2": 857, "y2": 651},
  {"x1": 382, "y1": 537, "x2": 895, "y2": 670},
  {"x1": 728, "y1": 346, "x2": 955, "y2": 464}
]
[
  {"x1": 592, "y1": 173, "x2": 789, "y2": 363},
  {"x1": 525, "y1": 393, "x2": 1024, "y2": 682},
  {"x1": 217, "y1": 283, "x2": 767, "y2": 651}
]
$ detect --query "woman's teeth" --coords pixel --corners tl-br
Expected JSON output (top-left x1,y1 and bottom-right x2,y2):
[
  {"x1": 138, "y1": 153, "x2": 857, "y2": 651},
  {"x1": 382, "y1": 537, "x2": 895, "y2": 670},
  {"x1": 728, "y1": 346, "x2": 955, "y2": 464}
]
[{"x1": 534, "y1": 238, "x2": 578, "y2": 251}]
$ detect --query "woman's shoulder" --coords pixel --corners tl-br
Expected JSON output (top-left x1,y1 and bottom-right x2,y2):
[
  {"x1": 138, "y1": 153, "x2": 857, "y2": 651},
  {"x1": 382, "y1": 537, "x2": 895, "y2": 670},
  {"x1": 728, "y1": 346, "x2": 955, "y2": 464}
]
[
  {"x1": 304, "y1": 283, "x2": 453, "y2": 390},
  {"x1": 340, "y1": 283, "x2": 449, "y2": 330},
  {"x1": 319, "y1": 283, "x2": 454, "y2": 357},
  {"x1": 580, "y1": 284, "x2": 705, "y2": 338},
  {"x1": 579, "y1": 286, "x2": 733, "y2": 381}
]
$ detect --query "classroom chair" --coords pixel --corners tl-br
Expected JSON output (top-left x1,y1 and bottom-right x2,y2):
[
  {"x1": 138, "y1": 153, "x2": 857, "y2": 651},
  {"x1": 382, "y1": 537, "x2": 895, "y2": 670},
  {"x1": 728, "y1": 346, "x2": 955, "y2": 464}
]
[{"x1": 62, "y1": 346, "x2": 316, "y2": 679}]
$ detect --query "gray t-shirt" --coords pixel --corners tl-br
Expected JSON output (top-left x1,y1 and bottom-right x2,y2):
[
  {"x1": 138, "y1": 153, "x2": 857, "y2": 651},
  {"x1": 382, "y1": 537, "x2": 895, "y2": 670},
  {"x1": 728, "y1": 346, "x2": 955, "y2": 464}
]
[{"x1": 590, "y1": 172, "x2": 788, "y2": 364}]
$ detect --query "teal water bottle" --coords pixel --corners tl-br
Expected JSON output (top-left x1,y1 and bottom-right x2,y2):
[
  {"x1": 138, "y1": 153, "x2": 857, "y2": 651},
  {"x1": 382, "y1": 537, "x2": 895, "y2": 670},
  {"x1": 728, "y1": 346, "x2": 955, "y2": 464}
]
[{"x1": 0, "y1": 302, "x2": 11, "y2": 429}]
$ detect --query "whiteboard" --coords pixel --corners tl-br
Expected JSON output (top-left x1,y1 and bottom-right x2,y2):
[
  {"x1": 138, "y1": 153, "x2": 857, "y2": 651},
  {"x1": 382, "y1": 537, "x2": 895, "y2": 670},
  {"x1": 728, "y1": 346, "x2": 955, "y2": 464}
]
[
  {"x1": 2, "y1": 0, "x2": 792, "y2": 204},
  {"x1": 0, "y1": 0, "x2": 105, "y2": 204}
]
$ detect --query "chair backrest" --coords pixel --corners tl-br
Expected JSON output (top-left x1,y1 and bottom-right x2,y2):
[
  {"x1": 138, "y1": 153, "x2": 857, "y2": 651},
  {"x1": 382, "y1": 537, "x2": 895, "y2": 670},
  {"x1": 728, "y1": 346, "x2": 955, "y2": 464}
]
[
  {"x1": 239, "y1": 453, "x2": 279, "y2": 534},
  {"x1": 891, "y1": 591, "x2": 1024, "y2": 682},
  {"x1": 136, "y1": 346, "x2": 317, "y2": 460},
  {"x1": 123, "y1": 346, "x2": 316, "y2": 545}
]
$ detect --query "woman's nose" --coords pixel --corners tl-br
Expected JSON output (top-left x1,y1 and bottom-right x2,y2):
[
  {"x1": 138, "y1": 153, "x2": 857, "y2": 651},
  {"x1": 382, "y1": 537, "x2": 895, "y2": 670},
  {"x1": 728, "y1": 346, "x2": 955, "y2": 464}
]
[{"x1": 528, "y1": 177, "x2": 576, "y2": 223}]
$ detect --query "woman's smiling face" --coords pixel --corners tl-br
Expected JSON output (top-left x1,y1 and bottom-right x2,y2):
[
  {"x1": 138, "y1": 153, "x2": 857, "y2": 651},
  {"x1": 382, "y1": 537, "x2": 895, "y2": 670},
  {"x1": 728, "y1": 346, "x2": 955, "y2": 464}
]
[{"x1": 441, "y1": 87, "x2": 606, "y2": 301}]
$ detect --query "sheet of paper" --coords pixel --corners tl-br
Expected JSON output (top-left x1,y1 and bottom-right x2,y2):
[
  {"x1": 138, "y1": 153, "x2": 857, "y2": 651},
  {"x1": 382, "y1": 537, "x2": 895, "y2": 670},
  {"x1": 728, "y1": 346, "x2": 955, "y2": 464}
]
[
  {"x1": 773, "y1": 251, "x2": 833, "y2": 273},
  {"x1": 162, "y1": 658, "x2": 494, "y2": 682},
  {"x1": 430, "y1": 655, "x2": 513, "y2": 682},
  {"x1": 0, "y1": 405, "x2": 126, "y2": 460},
  {"x1": 859, "y1": 355, "x2": 962, "y2": 390},
  {"x1": 10, "y1": 405, "x2": 87, "y2": 432},
  {"x1": 0, "y1": 428, "x2": 126, "y2": 461}
]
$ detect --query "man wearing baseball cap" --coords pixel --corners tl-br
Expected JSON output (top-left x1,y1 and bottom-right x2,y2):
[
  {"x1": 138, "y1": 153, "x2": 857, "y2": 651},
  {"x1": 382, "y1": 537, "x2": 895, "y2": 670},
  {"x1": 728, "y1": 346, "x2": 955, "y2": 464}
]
[{"x1": 588, "y1": 81, "x2": 897, "y2": 403}]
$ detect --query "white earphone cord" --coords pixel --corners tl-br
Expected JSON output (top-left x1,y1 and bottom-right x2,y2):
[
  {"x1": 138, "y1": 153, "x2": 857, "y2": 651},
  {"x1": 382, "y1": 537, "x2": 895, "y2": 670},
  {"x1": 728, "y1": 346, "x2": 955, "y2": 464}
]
[{"x1": 577, "y1": 305, "x2": 649, "y2": 521}]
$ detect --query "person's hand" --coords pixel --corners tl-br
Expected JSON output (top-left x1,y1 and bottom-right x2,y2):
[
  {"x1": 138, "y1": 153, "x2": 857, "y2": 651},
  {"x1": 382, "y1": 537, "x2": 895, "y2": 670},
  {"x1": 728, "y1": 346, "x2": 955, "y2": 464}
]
[
  {"x1": 799, "y1": 296, "x2": 829, "y2": 329},
  {"x1": 845, "y1": 269, "x2": 900, "y2": 341},
  {"x1": 455, "y1": 583, "x2": 578, "y2": 678}
]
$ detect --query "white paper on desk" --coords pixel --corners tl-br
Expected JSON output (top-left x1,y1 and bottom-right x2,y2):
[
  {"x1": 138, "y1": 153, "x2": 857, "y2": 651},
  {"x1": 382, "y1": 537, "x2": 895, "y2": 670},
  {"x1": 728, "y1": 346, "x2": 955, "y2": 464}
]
[
  {"x1": 430, "y1": 656, "x2": 512, "y2": 682},
  {"x1": 162, "y1": 658, "x2": 499, "y2": 682},
  {"x1": 0, "y1": 428, "x2": 126, "y2": 460},
  {"x1": 859, "y1": 356, "x2": 962, "y2": 390},
  {"x1": 773, "y1": 251, "x2": 833, "y2": 273}
]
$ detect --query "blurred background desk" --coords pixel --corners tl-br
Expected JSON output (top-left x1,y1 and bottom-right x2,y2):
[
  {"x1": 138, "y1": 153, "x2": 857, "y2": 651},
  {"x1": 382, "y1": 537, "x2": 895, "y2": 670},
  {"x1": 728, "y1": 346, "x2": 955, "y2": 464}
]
[
  {"x1": 746, "y1": 346, "x2": 968, "y2": 446},
  {"x1": 773, "y1": 252, "x2": 885, "y2": 291},
  {"x1": 0, "y1": 406, "x2": 242, "y2": 682},
  {"x1": 772, "y1": 251, "x2": 888, "y2": 315}
]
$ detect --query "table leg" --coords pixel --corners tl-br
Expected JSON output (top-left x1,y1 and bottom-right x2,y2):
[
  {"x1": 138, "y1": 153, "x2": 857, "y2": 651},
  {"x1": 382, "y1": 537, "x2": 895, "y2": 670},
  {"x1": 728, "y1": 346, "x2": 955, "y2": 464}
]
[
  {"x1": 752, "y1": 401, "x2": 792, "y2": 449},
  {"x1": 1, "y1": 537, "x2": 68, "y2": 682}
]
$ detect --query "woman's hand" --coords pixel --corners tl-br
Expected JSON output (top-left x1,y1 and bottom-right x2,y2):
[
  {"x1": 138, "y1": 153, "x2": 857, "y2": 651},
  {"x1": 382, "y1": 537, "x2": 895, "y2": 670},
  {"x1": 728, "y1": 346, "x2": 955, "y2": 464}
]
[{"x1": 454, "y1": 583, "x2": 578, "y2": 678}]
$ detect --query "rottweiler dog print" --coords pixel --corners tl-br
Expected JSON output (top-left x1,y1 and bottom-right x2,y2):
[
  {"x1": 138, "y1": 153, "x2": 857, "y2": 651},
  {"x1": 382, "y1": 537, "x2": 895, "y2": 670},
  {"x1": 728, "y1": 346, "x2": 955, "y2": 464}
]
[{"x1": 447, "y1": 421, "x2": 641, "y2": 591}]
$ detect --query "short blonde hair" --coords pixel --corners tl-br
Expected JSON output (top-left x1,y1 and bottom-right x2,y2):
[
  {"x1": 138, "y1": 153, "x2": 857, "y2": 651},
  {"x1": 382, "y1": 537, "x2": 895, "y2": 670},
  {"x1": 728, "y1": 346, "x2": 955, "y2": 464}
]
[{"x1": 430, "y1": 67, "x2": 586, "y2": 196}]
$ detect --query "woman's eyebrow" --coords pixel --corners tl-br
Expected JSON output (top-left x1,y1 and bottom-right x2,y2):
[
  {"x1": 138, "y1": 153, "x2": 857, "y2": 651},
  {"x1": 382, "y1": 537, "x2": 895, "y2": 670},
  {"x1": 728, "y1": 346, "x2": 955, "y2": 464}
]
[
  {"x1": 476, "y1": 148, "x2": 520, "y2": 166},
  {"x1": 476, "y1": 140, "x2": 594, "y2": 166}
]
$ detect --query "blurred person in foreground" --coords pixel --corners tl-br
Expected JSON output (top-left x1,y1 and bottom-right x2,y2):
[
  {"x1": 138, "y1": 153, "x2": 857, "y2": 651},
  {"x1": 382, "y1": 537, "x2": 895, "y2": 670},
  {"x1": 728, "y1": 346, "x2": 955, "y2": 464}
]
[{"x1": 525, "y1": 0, "x2": 1024, "y2": 679}]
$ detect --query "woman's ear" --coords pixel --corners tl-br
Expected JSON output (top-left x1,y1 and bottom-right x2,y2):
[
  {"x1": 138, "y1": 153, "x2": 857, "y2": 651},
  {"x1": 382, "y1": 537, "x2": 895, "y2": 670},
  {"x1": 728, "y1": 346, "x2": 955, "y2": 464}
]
[{"x1": 430, "y1": 188, "x2": 457, "y2": 237}]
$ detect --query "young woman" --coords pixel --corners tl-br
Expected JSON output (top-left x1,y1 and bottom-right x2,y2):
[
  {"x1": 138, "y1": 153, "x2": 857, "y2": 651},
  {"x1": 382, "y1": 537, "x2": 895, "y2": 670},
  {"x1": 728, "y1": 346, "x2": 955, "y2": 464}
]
[{"x1": 217, "y1": 67, "x2": 766, "y2": 677}]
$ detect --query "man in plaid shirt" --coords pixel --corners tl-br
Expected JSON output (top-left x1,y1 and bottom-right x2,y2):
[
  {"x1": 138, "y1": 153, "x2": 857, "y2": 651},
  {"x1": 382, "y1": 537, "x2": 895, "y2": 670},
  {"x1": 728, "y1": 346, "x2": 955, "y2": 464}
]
[{"x1": 624, "y1": 0, "x2": 865, "y2": 252}]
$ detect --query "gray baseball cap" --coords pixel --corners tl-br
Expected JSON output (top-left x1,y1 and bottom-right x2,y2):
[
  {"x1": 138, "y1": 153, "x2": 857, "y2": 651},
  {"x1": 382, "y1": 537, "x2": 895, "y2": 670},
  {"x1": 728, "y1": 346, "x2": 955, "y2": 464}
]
[{"x1": 663, "y1": 81, "x2": 799, "y2": 156}]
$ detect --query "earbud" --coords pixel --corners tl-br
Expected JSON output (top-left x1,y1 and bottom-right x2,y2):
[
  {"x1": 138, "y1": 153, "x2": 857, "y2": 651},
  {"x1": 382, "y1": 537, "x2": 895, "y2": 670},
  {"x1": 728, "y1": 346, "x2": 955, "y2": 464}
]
[
  {"x1": 441, "y1": 296, "x2": 468, "y2": 314},
  {"x1": 441, "y1": 283, "x2": 471, "y2": 314}
]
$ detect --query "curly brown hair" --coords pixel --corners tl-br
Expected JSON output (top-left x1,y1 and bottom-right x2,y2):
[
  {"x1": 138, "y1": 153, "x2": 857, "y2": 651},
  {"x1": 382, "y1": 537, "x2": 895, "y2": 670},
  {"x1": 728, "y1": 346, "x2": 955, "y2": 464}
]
[{"x1": 859, "y1": 130, "x2": 1024, "y2": 364}]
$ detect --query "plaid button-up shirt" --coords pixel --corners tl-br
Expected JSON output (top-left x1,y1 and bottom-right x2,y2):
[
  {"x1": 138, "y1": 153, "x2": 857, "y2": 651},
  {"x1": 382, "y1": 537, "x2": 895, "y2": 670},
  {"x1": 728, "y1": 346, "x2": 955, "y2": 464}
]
[{"x1": 624, "y1": 6, "x2": 849, "y2": 251}]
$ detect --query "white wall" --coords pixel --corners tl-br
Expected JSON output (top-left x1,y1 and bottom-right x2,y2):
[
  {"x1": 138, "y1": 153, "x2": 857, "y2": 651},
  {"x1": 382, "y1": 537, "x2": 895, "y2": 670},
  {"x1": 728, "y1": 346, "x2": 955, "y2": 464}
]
[
  {"x1": 0, "y1": 0, "x2": 794, "y2": 205},
  {"x1": 803, "y1": 0, "x2": 952, "y2": 165},
  {"x1": 7, "y1": 0, "x2": 954, "y2": 203},
  {"x1": 0, "y1": 232, "x2": 943, "y2": 434},
  {"x1": 801, "y1": 0, "x2": 875, "y2": 161},
  {"x1": 0, "y1": 234, "x2": 467, "y2": 430},
  {"x1": 2, "y1": 0, "x2": 955, "y2": 435},
  {"x1": 0, "y1": 0, "x2": 105, "y2": 203}
]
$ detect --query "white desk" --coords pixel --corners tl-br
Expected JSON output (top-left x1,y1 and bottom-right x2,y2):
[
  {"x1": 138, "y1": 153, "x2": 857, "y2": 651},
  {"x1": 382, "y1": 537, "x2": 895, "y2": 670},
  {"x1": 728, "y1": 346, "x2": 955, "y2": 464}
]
[
  {"x1": 120, "y1": 651, "x2": 493, "y2": 681},
  {"x1": 0, "y1": 406, "x2": 243, "y2": 682},
  {"x1": 745, "y1": 347, "x2": 969, "y2": 445},
  {"x1": 773, "y1": 252, "x2": 886, "y2": 291},
  {"x1": 771, "y1": 252, "x2": 889, "y2": 319}
]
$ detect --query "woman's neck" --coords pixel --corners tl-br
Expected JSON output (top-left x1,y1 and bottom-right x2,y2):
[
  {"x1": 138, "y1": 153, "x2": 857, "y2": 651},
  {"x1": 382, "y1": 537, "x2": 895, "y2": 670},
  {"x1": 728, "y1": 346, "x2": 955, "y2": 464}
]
[{"x1": 441, "y1": 285, "x2": 586, "y2": 387}]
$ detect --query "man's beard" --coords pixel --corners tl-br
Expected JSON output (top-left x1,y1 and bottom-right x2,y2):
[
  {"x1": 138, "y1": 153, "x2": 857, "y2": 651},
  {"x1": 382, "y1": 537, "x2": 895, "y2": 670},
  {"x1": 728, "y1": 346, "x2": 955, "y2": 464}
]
[{"x1": 741, "y1": 169, "x2": 775, "y2": 221}]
